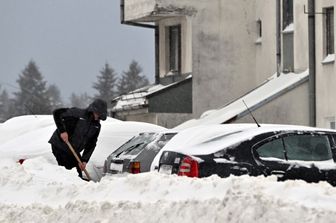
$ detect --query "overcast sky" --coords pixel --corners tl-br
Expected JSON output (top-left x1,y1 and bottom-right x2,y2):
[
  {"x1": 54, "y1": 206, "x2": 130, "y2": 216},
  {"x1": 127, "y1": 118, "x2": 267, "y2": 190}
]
[{"x1": 0, "y1": 0, "x2": 155, "y2": 103}]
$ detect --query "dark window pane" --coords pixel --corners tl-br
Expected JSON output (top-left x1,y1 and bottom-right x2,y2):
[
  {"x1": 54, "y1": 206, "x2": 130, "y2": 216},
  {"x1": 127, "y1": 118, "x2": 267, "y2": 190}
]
[
  {"x1": 168, "y1": 25, "x2": 181, "y2": 72},
  {"x1": 284, "y1": 135, "x2": 332, "y2": 161},
  {"x1": 257, "y1": 19, "x2": 262, "y2": 38},
  {"x1": 325, "y1": 7, "x2": 334, "y2": 55},
  {"x1": 331, "y1": 121, "x2": 336, "y2": 129},
  {"x1": 257, "y1": 138, "x2": 285, "y2": 159},
  {"x1": 283, "y1": 0, "x2": 293, "y2": 29}
]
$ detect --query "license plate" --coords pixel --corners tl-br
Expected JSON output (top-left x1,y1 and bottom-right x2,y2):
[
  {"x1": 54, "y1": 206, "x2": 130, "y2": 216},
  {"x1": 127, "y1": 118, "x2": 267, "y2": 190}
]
[
  {"x1": 110, "y1": 163, "x2": 123, "y2": 173},
  {"x1": 159, "y1": 164, "x2": 173, "y2": 175}
]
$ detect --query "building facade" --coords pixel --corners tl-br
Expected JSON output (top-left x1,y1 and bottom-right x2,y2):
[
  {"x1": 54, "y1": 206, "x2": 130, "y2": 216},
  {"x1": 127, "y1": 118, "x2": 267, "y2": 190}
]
[{"x1": 116, "y1": 0, "x2": 335, "y2": 129}]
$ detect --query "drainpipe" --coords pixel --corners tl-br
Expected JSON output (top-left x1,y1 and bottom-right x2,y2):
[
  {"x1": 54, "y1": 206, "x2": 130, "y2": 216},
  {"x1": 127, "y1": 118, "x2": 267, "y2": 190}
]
[
  {"x1": 308, "y1": 0, "x2": 316, "y2": 127},
  {"x1": 276, "y1": 0, "x2": 281, "y2": 77},
  {"x1": 154, "y1": 26, "x2": 160, "y2": 84},
  {"x1": 120, "y1": 0, "x2": 160, "y2": 83}
]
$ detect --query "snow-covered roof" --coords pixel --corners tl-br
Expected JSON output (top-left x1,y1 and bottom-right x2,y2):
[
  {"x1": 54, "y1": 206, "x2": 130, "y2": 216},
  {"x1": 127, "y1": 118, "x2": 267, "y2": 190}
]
[
  {"x1": 111, "y1": 84, "x2": 165, "y2": 112},
  {"x1": 175, "y1": 70, "x2": 309, "y2": 130},
  {"x1": 111, "y1": 75, "x2": 192, "y2": 112}
]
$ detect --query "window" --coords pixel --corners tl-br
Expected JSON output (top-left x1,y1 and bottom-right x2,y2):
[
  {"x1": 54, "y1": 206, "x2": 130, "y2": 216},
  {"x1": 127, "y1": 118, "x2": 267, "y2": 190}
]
[
  {"x1": 331, "y1": 121, "x2": 336, "y2": 130},
  {"x1": 283, "y1": 0, "x2": 293, "y2": 29},
  {"x1": 325, "y1": 117, "x2": 336, "y2": 129},
  {"x1": 324, "y1": 7, "x2": 334, "y2": 56},
  {"x1": 283, "y1": 135, "x2": 332, "y2": 161},
  {"x1": 282, "y1": 0, "x2": 294, "y2": 72},
  {"x1": 257, "y1": 138, "x2": 285, "y2": 160},
  {"x1": 166, "y1": 25, "x2": 181, "y2": 74},
  {"x1": 256, "y1": 134, "x2": 332, "y2": 162},
  {"x1": 255, "y1": 19, "x2": 262, "y2": 44},
  {"x1": 112, "y1": 133, "x2": 156, "y2": 157}
]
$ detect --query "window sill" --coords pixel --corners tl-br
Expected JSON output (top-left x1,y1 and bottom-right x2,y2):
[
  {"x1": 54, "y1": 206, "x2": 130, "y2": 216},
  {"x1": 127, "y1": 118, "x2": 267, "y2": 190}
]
[
  {"x1": 322, "y1": 54, "x2": 335, "y2": 65},
  {"x1": 282, "y1": 23, "x2": 294, "y2": 34},
  {"x1": 255, "y1": 37, "x2": 262, "y2": 45}
]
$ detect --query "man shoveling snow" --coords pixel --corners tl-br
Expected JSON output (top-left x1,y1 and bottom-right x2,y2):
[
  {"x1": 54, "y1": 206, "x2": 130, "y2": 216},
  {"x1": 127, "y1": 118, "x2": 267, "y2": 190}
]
[{"x1": 48, "y1": 99, "x2": 107, "y2": 180}]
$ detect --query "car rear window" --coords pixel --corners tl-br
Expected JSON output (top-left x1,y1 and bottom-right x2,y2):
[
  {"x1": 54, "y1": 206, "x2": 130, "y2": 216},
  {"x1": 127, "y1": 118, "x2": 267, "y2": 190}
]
[{"x1": 112, "y1": 133, "x2": 156, "y2": 157}]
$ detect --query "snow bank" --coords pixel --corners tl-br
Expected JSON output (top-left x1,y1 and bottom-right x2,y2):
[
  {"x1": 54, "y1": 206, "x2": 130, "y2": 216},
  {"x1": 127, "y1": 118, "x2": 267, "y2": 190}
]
[
  {"x1": 1, "y1": 157, "x2": 336, "y2": 223},
  {"x1": 2, "y1": 116, "x2": 336, "y2": 223}
]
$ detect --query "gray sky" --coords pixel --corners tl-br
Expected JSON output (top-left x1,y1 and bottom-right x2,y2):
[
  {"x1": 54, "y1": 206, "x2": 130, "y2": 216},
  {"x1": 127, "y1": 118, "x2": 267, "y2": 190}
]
[{"x1": 0, "y1": 0, "x2": 154, "y2": 103}]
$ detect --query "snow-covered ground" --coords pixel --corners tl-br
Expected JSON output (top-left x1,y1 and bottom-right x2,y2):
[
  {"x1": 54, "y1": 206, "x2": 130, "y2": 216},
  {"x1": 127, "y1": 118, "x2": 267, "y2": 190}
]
[{"x1": 1, "y1": 116, "x2": 336, "y2": 222}]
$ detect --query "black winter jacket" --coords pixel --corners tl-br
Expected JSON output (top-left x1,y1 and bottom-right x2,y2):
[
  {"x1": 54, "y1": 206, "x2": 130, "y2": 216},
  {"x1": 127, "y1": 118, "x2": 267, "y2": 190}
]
[{"x1": 48, "y1": 107, "x2": 101, "y2": 162}]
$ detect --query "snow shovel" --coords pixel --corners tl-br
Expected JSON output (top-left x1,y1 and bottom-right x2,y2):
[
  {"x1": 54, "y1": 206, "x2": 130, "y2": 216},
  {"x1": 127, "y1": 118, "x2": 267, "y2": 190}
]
[{"x1": 65, "y1": 141, "x2": 92, "y2": 181}]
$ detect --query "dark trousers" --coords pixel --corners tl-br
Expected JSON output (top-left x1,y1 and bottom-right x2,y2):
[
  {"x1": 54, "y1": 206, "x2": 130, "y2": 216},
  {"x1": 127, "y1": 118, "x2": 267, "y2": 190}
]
[{"x1": 51, "y1": 145, "x2": 82, "y2": 178}]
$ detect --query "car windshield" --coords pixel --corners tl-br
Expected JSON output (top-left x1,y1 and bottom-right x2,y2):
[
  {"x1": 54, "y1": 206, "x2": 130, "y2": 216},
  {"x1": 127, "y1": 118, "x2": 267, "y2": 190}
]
[{"x1": 111, "y1": 133, "x2": 157, "y2": 157}]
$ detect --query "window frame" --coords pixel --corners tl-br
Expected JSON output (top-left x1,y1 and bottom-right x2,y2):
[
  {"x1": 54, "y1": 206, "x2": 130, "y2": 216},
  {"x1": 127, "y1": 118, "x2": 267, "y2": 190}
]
[
  {"x1": 282, "y1": 0, "x2": 293, "y2": 30},
  {"x1": 166, "y1": 24, "x2": 182, "y2": 74},
  {"x1": 323, "y1": 7, "x2": 335, "y2": 57},
  {"x1": 255, "y1": 19, "x2": 262, "y2": 44},
  {"x1": 252, "y1": 131, "x2": 334, "y2": 163}
]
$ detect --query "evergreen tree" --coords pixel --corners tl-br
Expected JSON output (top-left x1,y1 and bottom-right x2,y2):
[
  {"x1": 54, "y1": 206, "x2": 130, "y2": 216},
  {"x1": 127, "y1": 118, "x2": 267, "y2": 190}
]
[
  {"x1": 117, "y1": 60, "x2": 149, "y2": 95},
  {"x1": 0, "y1": 87, "x2": 15, "y2": 122},
  {"x1": 93, "y1": 63, "x2": 118, "y2": 103},
  {"x1": 69, "y1": 92, "x2": 91, "y2": 108},
  {"x1": 14, "y1": 60, "x2": 52, "y2": 115},
  {"x1": 47, "y1": 84, "x2": 63, "y2": 110}
]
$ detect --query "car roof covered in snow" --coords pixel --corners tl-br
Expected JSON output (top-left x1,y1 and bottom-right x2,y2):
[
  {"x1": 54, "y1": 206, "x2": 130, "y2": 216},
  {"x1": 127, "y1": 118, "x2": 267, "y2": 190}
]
[{"x1": 161, "y1": 124, "x2": 336, "y2": 156}]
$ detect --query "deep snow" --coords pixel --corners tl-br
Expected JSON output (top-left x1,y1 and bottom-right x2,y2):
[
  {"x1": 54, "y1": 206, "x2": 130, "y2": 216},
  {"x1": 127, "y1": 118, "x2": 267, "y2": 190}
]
[{"x1": 1, "y1": 116, "x2": 336, "y2": 223}]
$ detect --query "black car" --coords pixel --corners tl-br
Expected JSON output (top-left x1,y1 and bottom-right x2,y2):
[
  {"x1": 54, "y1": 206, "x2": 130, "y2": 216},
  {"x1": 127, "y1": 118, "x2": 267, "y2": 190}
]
[
  {"x1": 158, "y1": 124, "x2": 336, "y2": 186},
  {"x1": 103, "y1": 131, "x2": 177, "y2": 175}
]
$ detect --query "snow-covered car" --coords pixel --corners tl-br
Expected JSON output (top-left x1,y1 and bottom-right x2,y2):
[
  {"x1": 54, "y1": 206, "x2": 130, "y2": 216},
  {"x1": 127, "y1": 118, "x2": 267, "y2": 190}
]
[
  {"x1": 103, "y1": 130, "x2": 177, "y2": 175},
  {"x1": 0, "y1": 115, "x2": 166, "y2": 182},
  {"x1": 158, "y1": 124, "x2": 336, "y2": 186},
  {"x1": 86, "y1": 120, "x2": 166, "y2": 180}
]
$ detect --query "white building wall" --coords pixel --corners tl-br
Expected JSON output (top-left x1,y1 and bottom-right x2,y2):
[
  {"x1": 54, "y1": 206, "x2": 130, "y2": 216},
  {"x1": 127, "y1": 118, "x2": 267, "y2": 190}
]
[
  {"x1": 315, "y1": 0, "x2": 336, "y2": 128},
  {"x1": 150, "y1": 0, "x2": 259, "y2": 118},
  {"x1": 122, "y1": 0, "x2": 316, "y2": 127},
  {"x1": 255, "y1": 0, "x2": 277, "y2": 83},
  {"x1": 236, "y1": 82, "x2": 309, "y2": 125},
  {"x1": 124, "y1": 0, "x2": 156, "y2": 21},
  {"x1": 293, "y1": 0, "x2": 309, "y2": 72},
  {"x1": 189, "y1": 0, "x2": 257, "y2": 117}
]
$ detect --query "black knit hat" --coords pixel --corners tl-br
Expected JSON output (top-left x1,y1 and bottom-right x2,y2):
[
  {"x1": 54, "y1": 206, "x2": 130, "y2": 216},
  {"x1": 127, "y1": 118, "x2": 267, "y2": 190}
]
[{"x1": 87, "y1": 99, "x2": 107, "y2": 120}]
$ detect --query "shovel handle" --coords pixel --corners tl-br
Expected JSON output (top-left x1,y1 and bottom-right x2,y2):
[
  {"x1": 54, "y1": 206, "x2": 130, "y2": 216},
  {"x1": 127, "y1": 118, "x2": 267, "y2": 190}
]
[{"x1": 65, "y1": 141, "x2": 91, "y2": 181}]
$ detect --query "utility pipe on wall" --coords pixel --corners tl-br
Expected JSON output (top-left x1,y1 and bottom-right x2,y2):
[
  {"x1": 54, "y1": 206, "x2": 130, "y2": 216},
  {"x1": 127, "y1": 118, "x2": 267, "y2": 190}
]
[
  {"x1": 276, "y1": 0, "x2": 281, "y2": 77},
  {"x1": 308, "y1": 0, "x2": 316, "y2": 127}
]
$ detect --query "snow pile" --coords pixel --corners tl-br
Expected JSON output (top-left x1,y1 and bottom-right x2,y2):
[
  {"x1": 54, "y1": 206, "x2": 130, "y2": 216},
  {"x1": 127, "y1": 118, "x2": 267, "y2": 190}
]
[
  {"x1": 2, "y1": 115, "x2": 336, "y2": 222},
  {"x1": 1, "y1": 157, "x2": 336, "y2": 222}
]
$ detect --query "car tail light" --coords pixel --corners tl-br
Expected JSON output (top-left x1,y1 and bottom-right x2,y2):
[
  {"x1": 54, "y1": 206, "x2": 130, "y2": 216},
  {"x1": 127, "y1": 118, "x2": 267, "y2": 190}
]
[
  {"x1": 129, "y1": 161, "x2": 141, "y2": 174},
  {"x1": 17, "y1": 159, "x2": 25, "y2": 164},
  {"x1": 178, "y1": 156, "x2": 199, "y2": 178}
]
